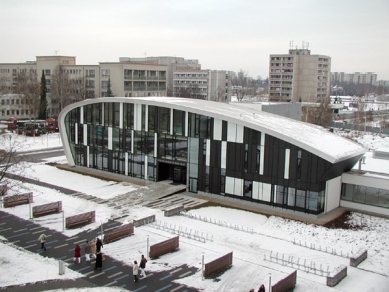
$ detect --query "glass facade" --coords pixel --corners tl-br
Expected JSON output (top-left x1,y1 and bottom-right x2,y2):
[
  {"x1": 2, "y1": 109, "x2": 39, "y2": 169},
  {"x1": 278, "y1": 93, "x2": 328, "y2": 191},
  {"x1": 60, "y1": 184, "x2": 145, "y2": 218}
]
[
  {"x1": 64, "y1": 101, "x2": 336, "y2": 215},
  {"x1": 342, "y1": 183, "x2": 389, "y2": 209}
]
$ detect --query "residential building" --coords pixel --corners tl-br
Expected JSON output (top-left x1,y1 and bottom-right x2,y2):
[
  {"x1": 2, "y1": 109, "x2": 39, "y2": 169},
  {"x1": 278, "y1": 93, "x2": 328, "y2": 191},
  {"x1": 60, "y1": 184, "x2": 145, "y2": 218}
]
[
  {"x1": 119, "y1": 56, "x2": 201, "y2": 94},
  {"x1": 0, "y1": 56, "x2": 167, "y2": 119},
  {"x1": 173, "y1": 68, "x2": 231, "y2": 102},
  {"x1": 59, "y1": 97, "x2": 371, "y2": 218},
  {"x1": 0, "y1": 94, "x2": 31, "y2": 120},
  {"x1": 269, "y1": 48, "x2": 331, "y2": 102},
  {"x1": 331, "y1": 72, "x2": 377, "y2": 85}
]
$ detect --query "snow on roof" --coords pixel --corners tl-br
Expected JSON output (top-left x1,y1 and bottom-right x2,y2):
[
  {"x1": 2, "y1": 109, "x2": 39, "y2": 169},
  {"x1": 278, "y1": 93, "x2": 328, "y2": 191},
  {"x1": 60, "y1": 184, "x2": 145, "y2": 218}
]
[{"x1": 61, "y1": 97, "x2": 367, "y2": 164}]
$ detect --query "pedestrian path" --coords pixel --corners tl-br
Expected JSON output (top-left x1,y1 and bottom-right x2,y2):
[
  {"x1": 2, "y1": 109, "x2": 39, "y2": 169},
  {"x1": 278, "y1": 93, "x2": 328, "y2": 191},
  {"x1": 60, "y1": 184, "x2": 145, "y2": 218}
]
[{"x1": 0, "y1": 211, "x2": 200, "y2": 291}]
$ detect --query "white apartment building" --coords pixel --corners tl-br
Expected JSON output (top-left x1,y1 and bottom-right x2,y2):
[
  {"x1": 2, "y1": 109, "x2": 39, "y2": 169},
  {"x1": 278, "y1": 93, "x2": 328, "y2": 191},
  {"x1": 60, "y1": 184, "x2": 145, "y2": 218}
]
[
  {"x1": 331, "y1": 72, "x2": 377, "y2": 85},
  {"x1": 269, "y1": 48, "x2": 331, "y2": 102},
  {"x1": 0, "y1": 56, "x2": 168, "y2": 119},
  {"x1": 173, "y1": 68, "x2": 232, "y2": 102}
]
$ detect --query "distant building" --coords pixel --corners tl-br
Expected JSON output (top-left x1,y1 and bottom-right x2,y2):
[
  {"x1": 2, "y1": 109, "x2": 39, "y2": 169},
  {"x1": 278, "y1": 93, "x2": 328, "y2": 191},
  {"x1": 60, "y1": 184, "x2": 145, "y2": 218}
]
[
  {"x1": 331, "y1": 72, "x2": 377, "y2": 85},
  {"x1": 173, "y1": 68, "x2": 231, "y2": 102},
  {"x1": 269, "y1": 48, "x2": 331, "y2": 102}
]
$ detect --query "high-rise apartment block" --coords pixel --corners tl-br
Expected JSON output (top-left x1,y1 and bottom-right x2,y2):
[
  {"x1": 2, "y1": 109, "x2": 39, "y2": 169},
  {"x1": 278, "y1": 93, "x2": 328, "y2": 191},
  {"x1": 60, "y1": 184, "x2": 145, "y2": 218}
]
[
  {"x1": 331, "y1": 72, "x2": 377, "y2": 85},
  {"x1": 269, "y1": 48, "x2": 331, "y2": 102}
]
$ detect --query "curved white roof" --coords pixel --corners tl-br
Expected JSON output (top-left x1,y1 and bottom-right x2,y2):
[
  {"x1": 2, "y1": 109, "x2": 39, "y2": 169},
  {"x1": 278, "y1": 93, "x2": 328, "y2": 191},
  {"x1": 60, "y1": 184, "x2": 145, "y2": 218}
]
[{"x1": 59, "y1": 97, "x2": 366, "y2": 164}]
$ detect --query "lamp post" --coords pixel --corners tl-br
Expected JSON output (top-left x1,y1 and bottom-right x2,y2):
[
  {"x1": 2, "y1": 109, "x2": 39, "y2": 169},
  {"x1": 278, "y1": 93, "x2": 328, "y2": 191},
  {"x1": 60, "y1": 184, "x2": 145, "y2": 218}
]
[{"x1": 269, "y1": 273, "x2": 272, "y2": 292}]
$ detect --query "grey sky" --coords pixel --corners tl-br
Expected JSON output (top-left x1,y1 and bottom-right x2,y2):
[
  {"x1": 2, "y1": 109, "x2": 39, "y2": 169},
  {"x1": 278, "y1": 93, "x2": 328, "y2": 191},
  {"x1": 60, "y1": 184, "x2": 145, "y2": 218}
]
[{"x1": 1, "y1": 0, "x2": 389, "y2": 80}]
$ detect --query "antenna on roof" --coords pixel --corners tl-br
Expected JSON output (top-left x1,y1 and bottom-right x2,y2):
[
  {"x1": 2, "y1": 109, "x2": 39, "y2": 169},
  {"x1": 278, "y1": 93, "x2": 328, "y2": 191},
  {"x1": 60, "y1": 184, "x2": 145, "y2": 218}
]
[
  {"x1": 290, "y1": 40, "x2": 294, "y2": 50},
  {"x1": 54, "y1": 50, "x2": 58, "y2": 55}
]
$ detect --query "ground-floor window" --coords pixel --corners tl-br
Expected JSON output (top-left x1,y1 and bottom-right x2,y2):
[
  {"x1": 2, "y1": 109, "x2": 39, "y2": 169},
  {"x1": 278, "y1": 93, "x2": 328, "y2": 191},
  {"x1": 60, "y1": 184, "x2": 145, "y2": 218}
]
[{"x1": 341, "y1": 183, "x2": 389, "y2": 209}]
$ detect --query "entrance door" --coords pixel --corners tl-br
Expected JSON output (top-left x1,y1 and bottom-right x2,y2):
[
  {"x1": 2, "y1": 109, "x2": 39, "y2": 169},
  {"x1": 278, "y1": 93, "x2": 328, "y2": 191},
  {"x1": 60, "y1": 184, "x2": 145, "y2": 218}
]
[{"x1": 188, "y1": 177, "x2": 198, "y2": 193}]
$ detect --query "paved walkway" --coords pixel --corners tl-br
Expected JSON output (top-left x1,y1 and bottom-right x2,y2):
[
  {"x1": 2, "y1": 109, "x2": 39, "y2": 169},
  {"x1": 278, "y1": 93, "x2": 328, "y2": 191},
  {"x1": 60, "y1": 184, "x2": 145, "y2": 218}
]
[{"x1": 0, "y1": 211, "x2": 199, "y2": 292}]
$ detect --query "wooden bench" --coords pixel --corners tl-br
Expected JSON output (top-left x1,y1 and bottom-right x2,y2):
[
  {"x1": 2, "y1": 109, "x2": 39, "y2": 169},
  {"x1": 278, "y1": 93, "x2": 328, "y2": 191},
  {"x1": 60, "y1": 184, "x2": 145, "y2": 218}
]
[
  {"x1": 3, "y1": 192, "x2": 33, "y2": 208},
  {"x1": 203, "y1": 252, "x2": 233, "y2": 278},
  {"x1": 66, "y1": 211, "x2": 95, "y2": 229},
  {"x1": 33, "y1": 201, "x2": 62, "y2": 218},
  {"x1": 104, "y1": 223, "x2": 134, "y2": 243},
  {"x1": 149, "y1": 236, "x2": 179, "y2": 259}
]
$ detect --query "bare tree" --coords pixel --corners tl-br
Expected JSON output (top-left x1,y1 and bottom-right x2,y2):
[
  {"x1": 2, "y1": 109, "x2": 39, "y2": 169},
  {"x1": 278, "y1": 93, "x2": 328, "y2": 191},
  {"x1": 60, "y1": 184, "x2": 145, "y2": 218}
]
[
  {"x1": 16, "y1": 70, "x2": 41, "y2": 120},
  {"x1": 0, "y1": 73, "x2": 11, "y2": 95},
  {"x1": 50, "y1": 65, "x2": 72, "y2": 117},
  {"x1": 0, "y1": 134, "x2": 31, "y2": 196},
  {"x1": 210, "y1": 85, "x2": 226, "y2": 102},
  {"x1": 231, "y1": 70, "x2": 257, "y2": 102}
]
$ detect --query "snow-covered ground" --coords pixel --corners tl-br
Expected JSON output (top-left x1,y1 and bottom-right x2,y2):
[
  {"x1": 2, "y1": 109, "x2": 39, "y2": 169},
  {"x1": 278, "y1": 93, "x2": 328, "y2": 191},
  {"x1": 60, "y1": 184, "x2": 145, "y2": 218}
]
[{"x1": 1, "y1": 132, "x2": 389, "y2": 292}]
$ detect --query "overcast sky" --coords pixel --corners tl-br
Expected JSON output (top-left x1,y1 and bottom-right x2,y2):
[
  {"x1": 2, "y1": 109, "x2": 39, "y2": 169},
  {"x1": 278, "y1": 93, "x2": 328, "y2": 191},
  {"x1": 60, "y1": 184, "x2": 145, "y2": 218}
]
[{"x1": 1, "y1": 0, "x2": 389, "y2": 80}]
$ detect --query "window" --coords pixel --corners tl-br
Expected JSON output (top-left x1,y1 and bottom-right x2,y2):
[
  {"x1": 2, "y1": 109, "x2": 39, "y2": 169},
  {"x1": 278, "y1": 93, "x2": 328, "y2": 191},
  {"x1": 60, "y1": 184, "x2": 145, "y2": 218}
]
[
  {"x1": 101, "y1": 69, "x2": 110, "y2": 77},
  {"x1": 244, "y1": 180, "x2": 252, "y2": 198},
  {"x1": 45, "y1": 69, "x2": 51, "y2": 76}
]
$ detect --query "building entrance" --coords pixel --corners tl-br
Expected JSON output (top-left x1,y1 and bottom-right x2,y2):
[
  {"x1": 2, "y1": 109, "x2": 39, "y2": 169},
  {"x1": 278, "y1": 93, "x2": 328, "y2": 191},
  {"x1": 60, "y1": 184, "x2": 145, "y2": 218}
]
[{"x1": 158, "y1": 162, "x2": 187, "y2": 185}]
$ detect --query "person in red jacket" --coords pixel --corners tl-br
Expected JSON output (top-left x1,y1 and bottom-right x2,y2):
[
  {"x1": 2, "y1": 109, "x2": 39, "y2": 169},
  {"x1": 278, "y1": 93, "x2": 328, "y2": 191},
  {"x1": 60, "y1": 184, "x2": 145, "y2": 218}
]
[{"x1": 73, "y1": 244, "x2": 81, "y2": 263}]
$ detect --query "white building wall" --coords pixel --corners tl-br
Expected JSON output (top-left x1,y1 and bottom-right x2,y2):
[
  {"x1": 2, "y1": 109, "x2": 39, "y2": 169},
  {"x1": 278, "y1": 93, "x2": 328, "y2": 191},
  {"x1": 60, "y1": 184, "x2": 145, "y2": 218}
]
[
  {"x1": 325, "y1": 176, "x2": 342, "y2": 213},
  {"x1": 340, "y1": 200, "x2": 388, "y2": 216}
]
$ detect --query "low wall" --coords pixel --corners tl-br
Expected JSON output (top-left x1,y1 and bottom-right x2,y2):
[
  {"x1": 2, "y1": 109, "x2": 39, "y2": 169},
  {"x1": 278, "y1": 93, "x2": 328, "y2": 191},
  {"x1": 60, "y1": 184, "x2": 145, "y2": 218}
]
[
  {"x1": 104, "y1": 223, "x2": 134, "y2": 243},
  {"x1": 327, "y1": 265, "x2": 347, "y2": 287},
  {"x1": 203, "y1": 252, "x2": 233, "y2": 278},
  {"x1": 350, "y1": 249, "x2": 368, "y2": 267},
  {"x1": 164, "y1": 205, "x2": 184, "y2": 217},
  {"x1": 271, "y1": 270, "x2": 297, "y2": 292},
  {"x1": 0, "y1": 183, "x2": 7, "y2": 196},
  {"x1": 33, "y1": 201, "x2": 62, "y2": 217},
  {"x1": 66, "y1": 211, "x2": 95, "y2": 228},
  {"x1": 133, "y1": 215, "x2": 155, "y2": 227},
  {"x1": 149, "y1": 236, "x2": 179, "y2": 259},
  {"x1": 3, "y1": 192, "x2": 33, "y2": 207}
]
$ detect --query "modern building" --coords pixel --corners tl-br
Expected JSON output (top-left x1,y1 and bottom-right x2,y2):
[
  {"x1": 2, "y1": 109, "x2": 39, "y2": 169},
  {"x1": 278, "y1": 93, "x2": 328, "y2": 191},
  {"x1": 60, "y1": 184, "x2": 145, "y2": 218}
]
[
  {"x1": 173, "y1": 68, "x2": 231, "y2": 102},
  {"x1": 59, "y1": 97, "x2": 369, "y2": 218},
  {"x1": 331, "y1": 72, "x2": 377, "y2": 85},
  {"x1": 269, "y1": 48, "x2": 331, "y2": 102}
]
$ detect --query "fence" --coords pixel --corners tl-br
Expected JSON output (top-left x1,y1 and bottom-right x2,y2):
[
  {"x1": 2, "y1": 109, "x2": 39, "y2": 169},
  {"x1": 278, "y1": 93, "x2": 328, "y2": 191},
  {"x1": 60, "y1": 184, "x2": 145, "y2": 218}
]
[
  {"x1": 150, "y1": 220, "x2": 213, "y2": 242},
  {"x1": 133, "y1": 215, "x2": 155, "y2": 227},
  {"x1": 330, "y1": 121, "x2": 389, "y2": 135},
  {"x1": 203, "y1": 252, "x2": 233, "y2": 278},
  {"x1": 3, "y1": 192, "x2": 33, "y2": 208},
  {"x1": 149, "y1": 236, "x2": 179, "y2": 259},
  {"x1": 33, "y1": 201, "x2": 62, "y2": 217},
  {"x1": 271, "y1": 270, "x2": 297, "y2": 292},
  {"x1": 66, "y1": 211, "x2": 95, "y2": 229},
  {"x1": 103, "y1": 223, "x2": 134, "y2": 243}
]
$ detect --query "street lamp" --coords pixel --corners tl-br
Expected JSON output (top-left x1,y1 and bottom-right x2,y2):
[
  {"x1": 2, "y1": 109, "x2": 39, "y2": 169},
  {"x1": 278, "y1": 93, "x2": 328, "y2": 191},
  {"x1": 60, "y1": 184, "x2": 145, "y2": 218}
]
[{"x1": 269, "y1": 273, "x2": 272, "y2": 292}]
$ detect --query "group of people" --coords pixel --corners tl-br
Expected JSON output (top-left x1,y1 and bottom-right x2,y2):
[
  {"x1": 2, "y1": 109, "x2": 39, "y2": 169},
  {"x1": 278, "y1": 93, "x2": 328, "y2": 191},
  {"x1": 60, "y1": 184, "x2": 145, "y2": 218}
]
[
  {"x1": 38, "y1": 233, "x2": 148, "y2": 280},
  {"x1": 72, "y1": 237, "x2": 104, "y2": 270},
  {"x1": 132, "y1": 255, "x2": 148, "y2": 283}
]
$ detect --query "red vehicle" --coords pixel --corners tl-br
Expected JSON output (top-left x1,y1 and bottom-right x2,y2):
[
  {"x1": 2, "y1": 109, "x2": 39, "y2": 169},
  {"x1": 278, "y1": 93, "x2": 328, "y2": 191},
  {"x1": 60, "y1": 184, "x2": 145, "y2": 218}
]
[{"x1": 46, "y1": 117, "x2": 58, "y2": 132}]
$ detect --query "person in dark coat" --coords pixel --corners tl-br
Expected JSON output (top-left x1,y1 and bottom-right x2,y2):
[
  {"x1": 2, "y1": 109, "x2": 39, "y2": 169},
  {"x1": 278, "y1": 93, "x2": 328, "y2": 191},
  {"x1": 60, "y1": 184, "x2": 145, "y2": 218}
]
[
  {"x1": 258, "y1": 284, "x2": 266, "y2": 292},
  {"x1": 73, "y1": 244, "x2": 81, "y2": 263},
  {"x1": 139, "y1": 254, "x2": 147, "y2": 277},
  {"x1": 96, "y1": 237, "x2": 103, "y2": 252},
  {"x1": 94, "y1": 251, "x2": 103, "y2": 270}
]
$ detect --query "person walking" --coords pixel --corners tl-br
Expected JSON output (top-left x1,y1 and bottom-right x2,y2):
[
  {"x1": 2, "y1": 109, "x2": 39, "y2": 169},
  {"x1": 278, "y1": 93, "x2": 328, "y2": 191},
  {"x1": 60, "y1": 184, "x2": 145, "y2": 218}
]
[
  {"x1": 94, "y1": 251, "x2": 103, "y2": 270},
  {"x1": 84, "y1": 240, "x2": 92, "y2": 262},
  {"x1": 96, "y1": 237, "x2": 103, "y2": 252},
  {"x1": 73, "y1": 244, "x2": 81, "y2": 263},
  {"x1": 139, "y1": 254, "x2": 147, "y2": 277},
  {"x1": 90, "y1": 238, "x2": 97, "y2": 259},
  {"x1": 38, "y1": 233, "x2": 47, "y2": 251},
  {"x1": 133, "y1": 260, "x2": 139, "y2": 283}
]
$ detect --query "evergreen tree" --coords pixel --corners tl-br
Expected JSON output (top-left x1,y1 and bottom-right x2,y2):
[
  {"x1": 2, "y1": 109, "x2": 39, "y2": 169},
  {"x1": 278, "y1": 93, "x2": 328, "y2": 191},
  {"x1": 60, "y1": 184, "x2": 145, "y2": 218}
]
[
  {"x1": 107, "y1": 78, "x2": 113, "y2": 97},
  {"x1": 38, "y1": 70, "x2": 48, "y2": 119}
]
